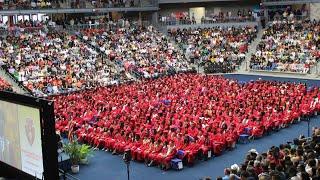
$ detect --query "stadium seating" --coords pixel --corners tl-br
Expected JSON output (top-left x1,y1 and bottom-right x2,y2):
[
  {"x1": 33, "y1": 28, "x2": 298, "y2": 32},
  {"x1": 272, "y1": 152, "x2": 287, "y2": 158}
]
[
  {"x1": 53, "y1": 73, "x2": 320, "y2": 170},
  {"x1": 220, "y1": 128, "x2": 320, "y2": 179},
  {"x1": 168, "y1": 26, "x2": 257, "y2": 73},
  {"x1": 0, "y1": 0, "x2": 144, "y2": 10},
  {"x1": 250, "y1": 20, "x2": 320, "y2": 73},
  {"x1": 80, "y1": 24, "x2": 191, "y2": 78},
  {"x1": 0, "y1": 30, "x2": 130, "y2": 96},
  {"x1": 1, "y1": 0, "x2": 320, "y2": 179}
]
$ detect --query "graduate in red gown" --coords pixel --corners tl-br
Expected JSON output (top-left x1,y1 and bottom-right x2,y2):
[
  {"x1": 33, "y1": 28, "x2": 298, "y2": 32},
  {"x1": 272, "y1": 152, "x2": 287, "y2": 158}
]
[
  {"x1": 158, "y1": 140, "x2": 177, "y2": 170},
  {"x1": 51, "y1": 74, "x2": 320, "y2": 169},
  {"x1": 146, "y1": 140, "x2": 164, "y2": 167}
]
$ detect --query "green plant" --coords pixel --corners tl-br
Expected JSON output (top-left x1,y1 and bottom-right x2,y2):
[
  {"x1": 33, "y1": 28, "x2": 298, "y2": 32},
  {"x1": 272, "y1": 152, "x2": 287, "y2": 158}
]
[
  {"x1": 63, "y1": 140, "x2": 81, "y2": 165},
  {"x1": 79, "y1": 144, "x2": 93, "y2": 160}
]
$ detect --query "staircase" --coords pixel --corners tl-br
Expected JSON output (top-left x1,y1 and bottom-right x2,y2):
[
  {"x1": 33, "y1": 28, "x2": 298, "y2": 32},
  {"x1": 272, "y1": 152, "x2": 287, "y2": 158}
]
[
  {"x1": 0, "y1": 66, "x2": 30, "y2": 95},
  {"x1": 238, "y1": 27, "x2": 265, "y2": 73}
]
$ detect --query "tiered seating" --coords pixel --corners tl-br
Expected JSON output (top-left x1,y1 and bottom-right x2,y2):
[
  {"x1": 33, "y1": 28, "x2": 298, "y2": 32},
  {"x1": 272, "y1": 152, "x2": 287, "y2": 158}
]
[
  {"x1": 0, "y1": 0, "x2": 52, "y2": 9},
  {"x1": 250, "y1": 20, "x2": 320, "y2": 73},
  {"x1": 53, "y1": 73, "x2": 320, "y2": 170},
  {"x1": 0, "y1": 30, "x2": 130, "y2": 96},
  {"x1": 220, "y1": 128, "x2": 320, "y2": 179},
  {"x1": 81, "y1": 25, "x2": 190, "y2": 78},
  {"x1": 0, "y1": 77, "x2": 12, "y2": 91},
  {"x1": 168, "y1": 26, "x2": 257, "y2": 73},
  {"x1": 0, "y1": 0, "x2": 139, "y2": 10}
]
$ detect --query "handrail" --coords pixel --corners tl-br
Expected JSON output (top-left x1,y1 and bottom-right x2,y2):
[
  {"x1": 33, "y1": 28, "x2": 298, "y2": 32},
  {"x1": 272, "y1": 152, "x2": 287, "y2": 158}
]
[
  {"x1": 0, "y1": 0, "x2": 157, "y2": 10},
  {"x1": 58, "y1": 169, "x2": 80, "y2": 180},
  {"x1": 0, "y1": 6, "x2": 159, "y2": 15},
  {"x1": 250, "y1": 69, "x2": 310, "y2": 75},
  {"x1": 160, "y1": 16, "x2": 256, "y2": 26},
  {"x1": 267, "y1": 14, "x2": 309, "y2": 22},
  {"x1": 75, "y1": 32, "x2": 121, "y2": 71}
]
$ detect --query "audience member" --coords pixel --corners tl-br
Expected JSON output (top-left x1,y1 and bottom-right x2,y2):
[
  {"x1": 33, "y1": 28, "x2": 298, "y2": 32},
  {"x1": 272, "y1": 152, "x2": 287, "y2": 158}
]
[
  {"x1": 250, "y1": 20, "x2": 320, "y2": 73},
  {"x1": 82, "y1": 24, "x2": 190, "y2": 78},
  {"x1": 0, "y1": 30, "x2": 131, "y2": 96},
  {"x1": 169, "y1": 26, "x2": 257, "y2": 73},
  {"x1": 222, "y1": 127, "x2": 320, "y2": 179},
  {"x1": 0, "y1": 77, "x2": 13, "y2": 92}
]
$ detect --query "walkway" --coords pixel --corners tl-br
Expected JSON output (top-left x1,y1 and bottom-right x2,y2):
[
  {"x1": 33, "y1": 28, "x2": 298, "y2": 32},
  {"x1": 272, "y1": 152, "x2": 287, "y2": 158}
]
[{"x1": 238, "y1": 27, "x2": 264, "y2": 73}]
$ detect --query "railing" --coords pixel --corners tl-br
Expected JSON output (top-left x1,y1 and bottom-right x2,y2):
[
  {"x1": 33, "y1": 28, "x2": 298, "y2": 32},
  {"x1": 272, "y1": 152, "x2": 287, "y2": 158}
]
[
  {"x1": 262, "y1": 0, "x2": 320, "y2": 5},
  {"x1": 0, "y1": 26, "x2": 47, "y2": 37},
  {"x1": 249, "y1": 62, "x2": 315, "y2": 75},
  {"x1": 263, "y1": 0, "x2": 311, "y2": 1},
  {"x1": 75, "y1": 32, "x2": 120, "y2": 69},
  {"x1": 267, "y1": 14, "x2": 310, "y2": 21},
  {"x1": 59, "y1": 169, "x2": 80, "y2": 180},
  {"x1": 64, "y1": 20, "x2": 151, "y2": 32},
  {"x1": 0, "y1": 0, "x2": 157, "y2": 10},
  {"x1": 160, "y1": 16, "x2": 256, "y2": 26}
]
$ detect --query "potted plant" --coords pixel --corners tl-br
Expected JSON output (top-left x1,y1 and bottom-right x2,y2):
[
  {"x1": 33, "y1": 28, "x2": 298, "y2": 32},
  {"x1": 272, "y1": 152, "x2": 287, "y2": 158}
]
[
  {"x1": 79, "y1": 144, "x2": 93, "y2": 165},
  {"x1": 63, "y1": 140, "x2": 81, "y2": 173}
]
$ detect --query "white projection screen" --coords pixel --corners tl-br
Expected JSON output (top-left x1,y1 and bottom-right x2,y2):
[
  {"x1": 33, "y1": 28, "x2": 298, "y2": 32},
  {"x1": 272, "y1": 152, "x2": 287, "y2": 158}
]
[{"x1": 0, "y1": 99, "x2": 44, "y2": 179}]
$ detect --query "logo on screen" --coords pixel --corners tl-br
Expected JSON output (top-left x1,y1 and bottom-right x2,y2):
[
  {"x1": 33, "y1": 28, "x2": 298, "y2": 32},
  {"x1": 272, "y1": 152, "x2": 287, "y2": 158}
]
[{"x1": 25, "y1": 118, "x2": 35, "y2": 146}]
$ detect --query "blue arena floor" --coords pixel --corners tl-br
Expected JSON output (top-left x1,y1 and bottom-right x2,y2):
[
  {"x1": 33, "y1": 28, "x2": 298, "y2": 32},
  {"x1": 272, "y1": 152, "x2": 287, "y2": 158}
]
[{"x1": 73, "y1": 74, "x2": 320, "y2": 180}]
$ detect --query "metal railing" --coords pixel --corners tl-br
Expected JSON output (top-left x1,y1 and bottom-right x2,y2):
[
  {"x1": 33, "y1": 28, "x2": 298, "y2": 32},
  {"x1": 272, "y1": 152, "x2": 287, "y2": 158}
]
[
  {"x1": 59, "y1": 169, "x2": 80, "y2": 180},
  {"x1": 0, "y1": 0, "x2": 157, "y2": 10},
  {"x1": 160, "y1": 16, "x2": 256, "y2": 26},
  {"x1": 64, "y1": 20, "x2": 151, "y2": 32},
  {"x1": 263, "y1": 0, "x2": 311, "y2": 1},
  {"x1": 267, "y1": 14, "x2": 310, "y2": 21},
  {"x1": 262, "y1": 0, "x2": 320, "y2": 5},
  {"x1": 0, "y1": 26, "x2": 47, "y2": 37},
  {"x1": 249, "y1": 61, "x2": 315, "y2": 75}
]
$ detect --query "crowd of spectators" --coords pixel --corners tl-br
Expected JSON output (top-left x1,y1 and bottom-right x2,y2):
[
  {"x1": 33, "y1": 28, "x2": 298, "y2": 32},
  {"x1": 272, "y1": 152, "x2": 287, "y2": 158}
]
[
  {"x1": 0, "y1": 19, "x2": 48, "y2": 32},
  {"x1": 268, "y1": 5, "x2": 309, "y2": 21},
  {"x1": 160, "y1": 9, "x2": 256, "y2": 26},
  {"x1": 220, "y1": 127, "x2": 320, "y2": 180},
  {"x1": 68, "y1": 0, "x2": 138, "y2": 8},
  {"x1": 81, "y1": 24, "x2": 190, "y2": 78},
  {"x1": 0, "y1": 0, "x2": 53, "y2": 10},
  {"x1": 168, "y1": 26, "x2": 257, "y2": 73},
  {"x1": 0, "y1": 29, "x2": 131, "y2": 96},
  {"x1": 53, "y1": 74, "x2": 320, "y2": 170},
  {"x1": 250, "y1": 20, "x2": 320, "y2": 73},
  {"x1": 0, "y1": 0, "x2": 148, "y2": 9},
  {"x1": 0, "y1": 77, "x2": 13, "y2": 92}
]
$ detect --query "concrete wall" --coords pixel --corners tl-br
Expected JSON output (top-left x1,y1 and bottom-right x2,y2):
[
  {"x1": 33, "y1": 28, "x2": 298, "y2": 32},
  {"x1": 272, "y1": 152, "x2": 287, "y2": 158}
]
[
  {"x1": 159, "y1": 1, "x2": 259, "y2": 18},
  {"x1": 166, "y1": 21, "x2": 258, "y2": 30},
  {"x1": 310, "y1": 2, "x2": 320, "y2": 20},
  {"x1": 159, "y1": 0, "x2": 238, "y2": 4}
]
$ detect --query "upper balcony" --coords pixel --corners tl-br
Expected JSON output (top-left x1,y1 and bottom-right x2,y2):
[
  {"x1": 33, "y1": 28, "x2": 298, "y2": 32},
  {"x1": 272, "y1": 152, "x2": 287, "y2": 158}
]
[
  {"x1": 0, "y1": 0, "x2": 159, "y2": 15},
  {"x1": 262, "y1": 0, "x2": 320, "y2": 6},
  {"x1": 158, "y1": 0, "x2": 238, "y2": 4}
]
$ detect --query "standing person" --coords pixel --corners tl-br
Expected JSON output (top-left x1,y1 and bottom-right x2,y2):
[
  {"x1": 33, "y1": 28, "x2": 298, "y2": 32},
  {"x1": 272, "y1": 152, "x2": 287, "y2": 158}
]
[
  {"x1": 261, "y1": 15, "x2": 266, "y2": 29},
  {"x1": 192, "y1": 13, "x2": 196, "y2": 24}
]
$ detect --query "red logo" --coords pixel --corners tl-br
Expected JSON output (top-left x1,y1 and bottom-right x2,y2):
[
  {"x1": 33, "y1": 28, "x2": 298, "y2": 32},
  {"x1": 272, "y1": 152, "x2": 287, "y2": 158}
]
[{"x1": 25, "y1": 118, "x2": 35, "y2": 146}]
